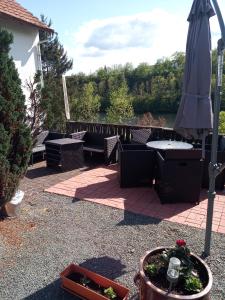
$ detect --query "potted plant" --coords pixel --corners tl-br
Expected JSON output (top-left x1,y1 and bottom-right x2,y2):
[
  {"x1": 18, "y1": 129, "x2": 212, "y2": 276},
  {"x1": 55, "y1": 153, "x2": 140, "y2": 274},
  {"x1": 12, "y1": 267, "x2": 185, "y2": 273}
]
[
  {"x1": 60, "y1": 263, "x2": 129, "y2": 300},
  {"x1": 0, "y1": 190, "x2": 24, "y2": 218},
  {"x1": 134, "y1": 240, "x2": 212, "y2": 300}
]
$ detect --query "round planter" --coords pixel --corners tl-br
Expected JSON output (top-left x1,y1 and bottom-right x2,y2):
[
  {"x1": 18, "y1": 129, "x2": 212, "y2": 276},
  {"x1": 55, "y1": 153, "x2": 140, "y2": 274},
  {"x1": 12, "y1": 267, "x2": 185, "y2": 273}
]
[
  {"x1": 0, "y1": 190, "x2": 24, "y2": 218},
  {"x1": 134, "y1": 247, "x2": 213, "y2": 300}
]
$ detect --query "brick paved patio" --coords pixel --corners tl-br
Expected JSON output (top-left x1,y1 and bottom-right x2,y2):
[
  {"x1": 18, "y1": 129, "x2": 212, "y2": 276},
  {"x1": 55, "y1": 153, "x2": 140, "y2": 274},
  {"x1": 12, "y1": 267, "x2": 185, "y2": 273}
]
[{"x1": 40, "y1": 163, "x2": 225, "y2": 234}]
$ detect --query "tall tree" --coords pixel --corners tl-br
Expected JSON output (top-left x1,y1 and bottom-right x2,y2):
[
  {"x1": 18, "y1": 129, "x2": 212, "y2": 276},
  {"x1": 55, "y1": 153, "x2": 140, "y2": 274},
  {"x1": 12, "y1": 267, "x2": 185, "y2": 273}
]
[
  {"x1": 0, "y1": 30, "x2": 32, "y2": 207},
  {"x1": 71, "y1": 82, "x2": 100, "y2": 121},
  {"x1": 41, "y1": 77, "x2": 66, "y2": 131},
  {"x1": 106, "y1": 76, "x2": 134, "y2": 123},
  {"x1": 39, "y1": 16, "x2": 73, "y2": 131},
  {"x1": 39, "y1": 15, "x2": 73, "y2": 77}
]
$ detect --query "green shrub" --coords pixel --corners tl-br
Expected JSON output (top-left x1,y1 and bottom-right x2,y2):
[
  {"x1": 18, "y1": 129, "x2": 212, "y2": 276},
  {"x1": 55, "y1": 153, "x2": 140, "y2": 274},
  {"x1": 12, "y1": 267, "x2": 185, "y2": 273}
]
[
  {"x1": 104, "y1": 287, "x2": 117, "y2": 299},
  {"x1": 71, "y1": 82, "x2": 100, "y2": 122},
  {"x1": 184, "y1": 275, "x2": 203, "y2": 293},
  {"x1": 145, "y1": 263, "x2": 158, "y2": 277},
  {"x1": 0, "y1": 30, "x2": 32, "y2": 207},
  {"x1": 219, "y1": 111, "x2": 225, "y2": 134},
  {"x1": 106, "y1": 79, "x2": 133, "y2": 124}
]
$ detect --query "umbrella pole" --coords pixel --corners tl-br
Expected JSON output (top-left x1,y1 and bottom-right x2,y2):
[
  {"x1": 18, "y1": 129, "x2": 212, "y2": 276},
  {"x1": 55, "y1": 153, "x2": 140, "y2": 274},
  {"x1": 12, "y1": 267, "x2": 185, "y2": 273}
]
[
  {"x1": 212, "y1": 0, "x2": 225, "y2": 43},
  {"x1": 204, "y1": 39, "x2": 224, "y2": 256}
]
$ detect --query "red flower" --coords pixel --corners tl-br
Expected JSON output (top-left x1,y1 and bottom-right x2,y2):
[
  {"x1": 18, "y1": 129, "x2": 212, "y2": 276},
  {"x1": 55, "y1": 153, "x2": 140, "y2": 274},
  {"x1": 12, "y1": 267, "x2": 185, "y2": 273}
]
[{"x1": 176, "y1": 239, "x2": 186, "y2": 247}]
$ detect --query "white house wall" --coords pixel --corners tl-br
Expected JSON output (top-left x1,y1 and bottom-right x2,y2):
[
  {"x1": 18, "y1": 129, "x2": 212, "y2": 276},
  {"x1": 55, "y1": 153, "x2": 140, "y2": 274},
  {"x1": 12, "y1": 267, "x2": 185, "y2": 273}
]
[{"x1": 0, "y1": 17, "x2": 40, "y2": 101}]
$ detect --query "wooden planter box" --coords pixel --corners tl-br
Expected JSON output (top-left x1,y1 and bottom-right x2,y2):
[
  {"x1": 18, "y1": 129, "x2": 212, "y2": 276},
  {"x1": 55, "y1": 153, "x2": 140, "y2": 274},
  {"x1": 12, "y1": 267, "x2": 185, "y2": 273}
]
[{"x1": 60, "y1": 263, "x2": 129, "y2": 300}]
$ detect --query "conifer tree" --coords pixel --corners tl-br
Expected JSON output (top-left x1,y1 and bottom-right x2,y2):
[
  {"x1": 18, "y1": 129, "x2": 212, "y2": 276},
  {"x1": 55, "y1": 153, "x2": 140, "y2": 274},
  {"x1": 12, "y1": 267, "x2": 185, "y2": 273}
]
[
  {"x1": 0, "y1": 30, "x2": 32, "y2": 207},
  {"x1": 39, "y1": 15, "x2": 73, "y2": 78},
  {"x1": 39, "y1": 15, "x2": 73, "y2": 130}
]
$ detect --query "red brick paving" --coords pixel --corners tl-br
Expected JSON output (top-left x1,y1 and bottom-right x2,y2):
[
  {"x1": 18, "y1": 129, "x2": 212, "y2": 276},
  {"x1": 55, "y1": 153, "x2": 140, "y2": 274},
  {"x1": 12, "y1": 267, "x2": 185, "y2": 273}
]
[{"x1": 44, "y1": 164, "x2": 225, "y2": 234}]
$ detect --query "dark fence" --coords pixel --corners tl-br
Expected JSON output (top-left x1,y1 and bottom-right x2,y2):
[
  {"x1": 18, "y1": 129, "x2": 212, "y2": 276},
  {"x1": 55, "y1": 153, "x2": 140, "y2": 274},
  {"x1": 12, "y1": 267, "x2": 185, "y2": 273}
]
[{"x1": 66, "y1": 121, "x2": 205, "y2": 145}]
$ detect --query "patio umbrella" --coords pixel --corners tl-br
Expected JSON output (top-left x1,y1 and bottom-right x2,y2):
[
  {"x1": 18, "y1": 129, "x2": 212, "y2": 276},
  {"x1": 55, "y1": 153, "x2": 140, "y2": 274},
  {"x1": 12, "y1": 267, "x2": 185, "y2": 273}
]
[
  {"x1": 174, "y1": 0, "x2": 215, "y2": 158},
  {"x1": 204, "y1": 0, "x2": 225, "y2": 256},
  {"x1": 175, "y1": 0, "x2": 225, "y2": 256}
]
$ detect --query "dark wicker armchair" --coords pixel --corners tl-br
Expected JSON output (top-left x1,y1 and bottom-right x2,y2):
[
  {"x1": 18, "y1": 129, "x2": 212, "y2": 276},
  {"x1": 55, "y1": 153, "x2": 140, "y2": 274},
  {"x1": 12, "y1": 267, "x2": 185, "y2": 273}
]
[
  {"x1": 155, "y1": 149, "x2": 203, "y2": 204},
  {"x1": 118, "y1": 143, "x2": 156, "y2": 188},
  {"x1": 70, "y1": 131, "x2": 119, "y2": 165},
  {"x1": 31, "y1": 131, "x2": 66, "y2": 164},
  {"x1": 202, "y1": 150, "x2": 225, "y2": 190},
  {"x1": 191, "y1": 135, "x2": 225, "y2": 190}
]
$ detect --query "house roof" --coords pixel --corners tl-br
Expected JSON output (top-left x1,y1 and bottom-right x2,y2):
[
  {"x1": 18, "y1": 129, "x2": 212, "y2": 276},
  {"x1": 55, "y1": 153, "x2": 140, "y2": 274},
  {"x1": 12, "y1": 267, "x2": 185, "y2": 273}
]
[{"x1": 0, "y1": 0, "x2": 52, "y2": 31}]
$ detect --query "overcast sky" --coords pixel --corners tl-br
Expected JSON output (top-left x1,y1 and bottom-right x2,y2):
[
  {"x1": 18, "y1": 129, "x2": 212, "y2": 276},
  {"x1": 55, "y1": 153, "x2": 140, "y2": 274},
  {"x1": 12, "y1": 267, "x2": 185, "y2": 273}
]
[{"x1": 18, "y1": 0, "x2": 223, "y2": 74}]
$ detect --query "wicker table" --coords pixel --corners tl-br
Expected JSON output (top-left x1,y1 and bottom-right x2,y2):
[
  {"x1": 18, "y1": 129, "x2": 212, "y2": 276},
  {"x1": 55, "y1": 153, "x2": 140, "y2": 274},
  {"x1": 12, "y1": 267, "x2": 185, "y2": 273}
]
[
  {"x1": 146, "y1": 140, "x2": 193, "y2": 150},
  {"x1": 147, "y1": 140, "x2": 201, "y2": 204},
  {"x1": 45, "y1": 138, "x2": 84, "y2": 171}
]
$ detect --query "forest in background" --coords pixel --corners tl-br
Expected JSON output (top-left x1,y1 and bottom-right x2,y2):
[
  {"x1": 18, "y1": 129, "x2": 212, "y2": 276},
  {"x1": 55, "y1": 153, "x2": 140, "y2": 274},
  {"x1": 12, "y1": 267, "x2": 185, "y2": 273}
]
[{"x1": 66, "y1": 50, "x2": 225, "y2": 120}]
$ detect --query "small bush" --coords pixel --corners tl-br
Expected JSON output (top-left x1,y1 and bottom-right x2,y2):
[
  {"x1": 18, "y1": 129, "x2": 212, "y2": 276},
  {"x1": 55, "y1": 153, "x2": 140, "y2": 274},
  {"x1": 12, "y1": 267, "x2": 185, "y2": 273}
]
[
  {"x1": 145, "y1": 263, "x2": 158, "y2": 277},
  {"x1": 184, "y1": 275, "x2": 203, "y2": 293}
]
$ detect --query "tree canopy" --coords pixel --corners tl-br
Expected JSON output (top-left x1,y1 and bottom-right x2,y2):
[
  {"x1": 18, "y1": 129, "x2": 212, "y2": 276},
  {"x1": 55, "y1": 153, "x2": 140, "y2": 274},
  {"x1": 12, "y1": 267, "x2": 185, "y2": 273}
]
[{"x1": 66, "y1": 50, "x2": 225, "y2": 122}]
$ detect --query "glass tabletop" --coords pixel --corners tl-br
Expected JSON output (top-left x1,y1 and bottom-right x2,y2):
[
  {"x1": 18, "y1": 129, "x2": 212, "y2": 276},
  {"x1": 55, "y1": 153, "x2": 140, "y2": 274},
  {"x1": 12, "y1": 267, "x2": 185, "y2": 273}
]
[{"x1": 146, "y1": 140, "x2": 193, "y2": 150}]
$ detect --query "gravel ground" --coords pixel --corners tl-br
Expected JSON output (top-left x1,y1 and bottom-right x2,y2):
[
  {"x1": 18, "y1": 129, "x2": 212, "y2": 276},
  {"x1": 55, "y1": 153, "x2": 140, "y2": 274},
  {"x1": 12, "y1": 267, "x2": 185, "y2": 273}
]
[{"x1": 0, "y1": 193, "x2": 224, "y2": 300}]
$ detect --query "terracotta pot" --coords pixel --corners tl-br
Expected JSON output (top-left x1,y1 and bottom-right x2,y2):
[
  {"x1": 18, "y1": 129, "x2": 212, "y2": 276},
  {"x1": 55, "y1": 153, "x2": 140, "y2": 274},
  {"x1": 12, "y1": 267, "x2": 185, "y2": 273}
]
[
  {"x1": 60, "y1": 263, "x2": 129, "y2": 300},
  {"x1": 134, "y1": 247, "x2": 213, "y2": 300}
]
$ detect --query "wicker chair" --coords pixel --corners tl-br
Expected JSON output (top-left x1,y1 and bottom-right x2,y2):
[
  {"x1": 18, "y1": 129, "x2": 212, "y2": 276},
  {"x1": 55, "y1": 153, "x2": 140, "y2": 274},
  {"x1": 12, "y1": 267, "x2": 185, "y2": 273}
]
[
  {"x1": 193, "y1": 136, "x2": 225, "y2": 190},
  {"x1": 130, "y1": 128, "x2": 152, "y2": 144},
  {"x1": 118, "y1": 143, "x2": 156, "y2": 188},
  {"x1": 155, "y1": 149, "x2": 203, "y2": 204},
  {"x1": 70, "y1": 131, "x2": 119, "y2": 165},
  {"x1": 202, "y1": 150, "x2": 225, "y2": 190},
  {"x1": 31, "y1": 131, "x2": 66, "y2": 164}
]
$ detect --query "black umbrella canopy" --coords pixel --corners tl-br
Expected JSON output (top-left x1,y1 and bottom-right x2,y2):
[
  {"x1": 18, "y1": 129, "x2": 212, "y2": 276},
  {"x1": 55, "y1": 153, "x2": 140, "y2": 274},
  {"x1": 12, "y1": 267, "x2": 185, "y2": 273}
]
[{"x1": 174, "y1": 0, "x2": 215, "y2": 140}]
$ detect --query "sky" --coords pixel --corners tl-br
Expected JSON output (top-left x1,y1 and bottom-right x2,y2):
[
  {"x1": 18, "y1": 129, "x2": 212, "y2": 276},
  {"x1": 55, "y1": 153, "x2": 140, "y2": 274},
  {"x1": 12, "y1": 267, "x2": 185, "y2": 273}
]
[{"x1": 18, "y1": 0, "x2": 224, "y2": 75}]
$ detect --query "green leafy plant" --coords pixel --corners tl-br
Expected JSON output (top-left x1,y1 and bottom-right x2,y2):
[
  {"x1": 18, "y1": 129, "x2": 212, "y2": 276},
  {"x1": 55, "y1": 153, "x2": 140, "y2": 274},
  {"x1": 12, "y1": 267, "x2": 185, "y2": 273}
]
[
  {"x1": 184, "y1": 275, "x2": 203, "y2": 293},
  {"x1": 104, "y1": 286, "x2": 117, "y2": 299},
  {"x1": 144, "y1": 240, "x2": 204, "y2": 294},
  {"x1": 161, "y1": 239, "x2": 193, "y2": 277},
  {"x1": 145, "y1": 263, "x2": 157, "y2": 277},
  {"x1": 80, "y1": 276, "x2": 91, "y2": 287}
]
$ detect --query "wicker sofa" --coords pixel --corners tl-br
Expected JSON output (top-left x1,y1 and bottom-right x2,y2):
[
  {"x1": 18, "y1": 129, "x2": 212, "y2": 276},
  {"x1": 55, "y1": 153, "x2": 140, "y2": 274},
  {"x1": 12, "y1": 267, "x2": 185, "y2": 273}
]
[
  {"x1": 118, "y1": 143, "x2": 156, "y2": 188},
  {"x1": 155, "y1": 149, "x2": 203, "y2": 204},
  {"x1": 192, "y1": 135, "x2": 225, "y2": 190},
  {"x1": 70, "y1": 131, "x2": 119, "y2": 165}
]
